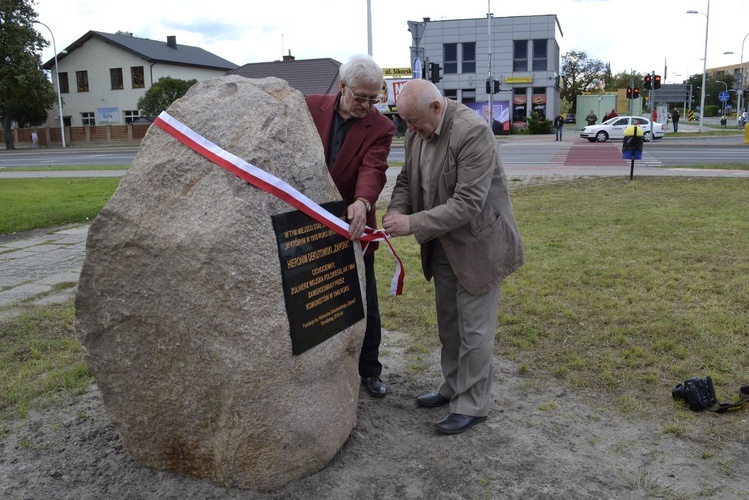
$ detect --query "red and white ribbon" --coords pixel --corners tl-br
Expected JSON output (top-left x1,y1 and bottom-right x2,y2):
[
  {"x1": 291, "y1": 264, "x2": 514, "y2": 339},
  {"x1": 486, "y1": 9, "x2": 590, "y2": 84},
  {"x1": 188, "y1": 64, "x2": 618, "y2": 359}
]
[{"x1": 154, "y1": 111, "x2": 404, "y2": 295}]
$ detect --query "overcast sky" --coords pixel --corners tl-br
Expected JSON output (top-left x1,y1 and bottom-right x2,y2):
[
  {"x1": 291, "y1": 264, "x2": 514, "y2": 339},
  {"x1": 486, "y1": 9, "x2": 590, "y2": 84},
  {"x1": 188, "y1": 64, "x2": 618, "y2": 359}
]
[{"x1": 35, "y1": 0, "x2": 749, "y2": 86}]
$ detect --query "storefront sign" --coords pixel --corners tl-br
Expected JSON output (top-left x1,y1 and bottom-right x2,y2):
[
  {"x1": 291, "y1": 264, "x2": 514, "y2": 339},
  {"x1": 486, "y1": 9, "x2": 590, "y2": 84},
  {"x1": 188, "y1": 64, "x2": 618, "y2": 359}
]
[{"x1": 505, "y1": 77, "x2": 533, "y2": 84}]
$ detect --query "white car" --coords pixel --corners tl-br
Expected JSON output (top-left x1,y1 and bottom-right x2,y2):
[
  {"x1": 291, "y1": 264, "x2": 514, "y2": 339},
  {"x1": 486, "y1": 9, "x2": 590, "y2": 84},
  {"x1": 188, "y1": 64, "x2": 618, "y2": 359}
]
[{"x1": 580, "y1": 116, "x2": 664, "y2": 143}]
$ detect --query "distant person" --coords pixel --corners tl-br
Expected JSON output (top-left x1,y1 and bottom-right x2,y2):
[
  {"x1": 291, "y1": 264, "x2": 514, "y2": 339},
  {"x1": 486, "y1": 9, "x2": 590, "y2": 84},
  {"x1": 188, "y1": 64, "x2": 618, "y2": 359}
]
[
  {"x1": 609, "y1": 109, "x2": 618, "y2": 119},
  {"x1": 31, "y1": 129, "x2": 39, "y2": 148},
  {"x1": 393, "y1": 115, "x2": 402, "y2": 138},
  {"x1": 553, "y1": 113, "x2": 564, "y2": 141},
  {"x1": 586, "y1": 110, "x2": 597, "y2": 126},
  {"x1": 672, "y1": 108, "x2": 680, "y2": 133},
  {"x1": 721, "y1": 115, "x2": 728, "y2": 127},
  {"x1": 603, "y1": 112, "x2": 610, "y2": 122}
]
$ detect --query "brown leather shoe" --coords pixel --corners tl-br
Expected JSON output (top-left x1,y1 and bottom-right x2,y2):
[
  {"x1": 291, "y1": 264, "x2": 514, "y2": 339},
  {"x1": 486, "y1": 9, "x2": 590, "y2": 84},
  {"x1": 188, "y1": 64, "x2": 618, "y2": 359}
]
[{"x1": 416, "y1": 391, "x2": 450, "y2": 408}]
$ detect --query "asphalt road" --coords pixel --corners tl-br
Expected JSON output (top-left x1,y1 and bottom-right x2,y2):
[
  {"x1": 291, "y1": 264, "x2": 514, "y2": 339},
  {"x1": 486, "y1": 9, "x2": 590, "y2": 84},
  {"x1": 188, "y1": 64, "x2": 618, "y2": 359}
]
[{"x1": 1, "y1": 131, "x2": 747, "y2": 179}]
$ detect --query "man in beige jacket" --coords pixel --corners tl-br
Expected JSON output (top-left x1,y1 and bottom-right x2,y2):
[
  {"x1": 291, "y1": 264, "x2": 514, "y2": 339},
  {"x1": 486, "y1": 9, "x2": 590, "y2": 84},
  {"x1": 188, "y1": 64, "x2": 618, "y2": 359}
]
[{"x1": 383, "y1": 79, "x2": 524, "y2": 435}]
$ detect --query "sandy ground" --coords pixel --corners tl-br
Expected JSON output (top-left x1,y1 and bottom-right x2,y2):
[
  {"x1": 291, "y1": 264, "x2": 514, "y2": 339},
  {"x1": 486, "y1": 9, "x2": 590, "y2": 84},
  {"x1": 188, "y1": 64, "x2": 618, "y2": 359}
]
[{"x1": 2, "y1": 328, "x2": 748, "y2": 500}]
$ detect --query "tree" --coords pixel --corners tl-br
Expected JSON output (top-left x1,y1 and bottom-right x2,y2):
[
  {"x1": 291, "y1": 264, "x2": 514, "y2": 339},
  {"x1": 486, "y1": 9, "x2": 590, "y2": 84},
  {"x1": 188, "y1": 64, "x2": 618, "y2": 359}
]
[
  {"x1": 561, "y1": 49, "x2": 606, "y2": 114},
  {"x1": 0, "y1": 0, "x2": 57, "y2": 149},
  {"x1": 137, "y1": 76, "x2": 197, "y2": 116}
]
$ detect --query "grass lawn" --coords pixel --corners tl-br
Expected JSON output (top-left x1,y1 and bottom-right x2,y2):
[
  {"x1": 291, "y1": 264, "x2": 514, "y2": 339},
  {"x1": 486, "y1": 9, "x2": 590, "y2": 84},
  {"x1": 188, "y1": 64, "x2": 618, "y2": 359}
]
[
  {"x1": 0, "y1": 177, "x2": 121, "y2": 234},
  {"x1": 2, "y1": 175, "x2": 748, "y2": 438}
]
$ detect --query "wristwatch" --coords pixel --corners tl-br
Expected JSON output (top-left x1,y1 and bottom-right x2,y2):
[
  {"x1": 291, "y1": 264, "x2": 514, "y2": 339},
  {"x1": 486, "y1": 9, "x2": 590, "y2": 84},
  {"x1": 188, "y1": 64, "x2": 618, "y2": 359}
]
[{"x1": 357, "y1": 198, "x2": 371, "y2": 212}]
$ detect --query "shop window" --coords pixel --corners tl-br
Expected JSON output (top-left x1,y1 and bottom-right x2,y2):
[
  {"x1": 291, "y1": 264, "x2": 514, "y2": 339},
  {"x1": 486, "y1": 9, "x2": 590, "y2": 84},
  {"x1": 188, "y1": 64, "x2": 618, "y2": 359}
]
[{"x1": 532, "y1": 87, "x2": 546, "y2": 120}]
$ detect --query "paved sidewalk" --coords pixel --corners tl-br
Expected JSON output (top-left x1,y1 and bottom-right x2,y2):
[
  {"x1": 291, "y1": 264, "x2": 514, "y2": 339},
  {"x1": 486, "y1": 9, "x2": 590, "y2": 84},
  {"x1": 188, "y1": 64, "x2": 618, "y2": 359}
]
[{"x1": 0, "y1": 224, "x2": 89, "y2": 320}]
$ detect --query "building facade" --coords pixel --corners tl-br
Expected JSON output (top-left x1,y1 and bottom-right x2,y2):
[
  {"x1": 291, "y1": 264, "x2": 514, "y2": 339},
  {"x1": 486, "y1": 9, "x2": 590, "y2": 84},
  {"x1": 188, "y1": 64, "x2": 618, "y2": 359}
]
[
  {"x1": 409, "y1": 14, "x2": 563, "y2": 128},
  {"x1": 42, "y1": 31, "x2": 237, "y2": 128}
]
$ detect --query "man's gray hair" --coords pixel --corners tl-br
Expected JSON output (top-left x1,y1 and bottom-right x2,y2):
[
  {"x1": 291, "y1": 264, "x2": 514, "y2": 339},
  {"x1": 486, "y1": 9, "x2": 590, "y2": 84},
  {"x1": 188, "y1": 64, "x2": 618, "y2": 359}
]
[{"x1": 339, "y1": 55, "x2": 384, "y2": 89}]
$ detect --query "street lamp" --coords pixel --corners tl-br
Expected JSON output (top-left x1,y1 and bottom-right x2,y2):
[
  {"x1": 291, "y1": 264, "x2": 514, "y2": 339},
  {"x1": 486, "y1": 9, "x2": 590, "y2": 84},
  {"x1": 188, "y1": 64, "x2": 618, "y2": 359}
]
[
  {"x1": 723, "y1": 31, "x2": 749, "y2": 120},
  {"x1": 687, "y1": 1, "x2": 710, "y2": 133},
  {"x1": 33, "y1": 21, "x2": 65, "y2": 148}
]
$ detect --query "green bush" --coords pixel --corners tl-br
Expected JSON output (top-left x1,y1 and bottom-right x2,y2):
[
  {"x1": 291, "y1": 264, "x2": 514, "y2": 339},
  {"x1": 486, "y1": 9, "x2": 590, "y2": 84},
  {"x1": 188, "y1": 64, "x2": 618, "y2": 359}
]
[{"x1": 528, "y1": 119, "x2": 553, "y2": 134}]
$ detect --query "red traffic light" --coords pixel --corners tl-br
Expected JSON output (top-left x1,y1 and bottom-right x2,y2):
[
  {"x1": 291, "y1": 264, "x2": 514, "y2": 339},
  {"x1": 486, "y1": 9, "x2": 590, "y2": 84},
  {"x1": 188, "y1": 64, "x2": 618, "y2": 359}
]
[
  {"x1": 626, "y1": 87, "x2": 632, "y2": 99},
  {"x1": 654, "y1": 75, "x2": 662, "y2": 89},
  {"x1": 644, "y1": 75, "x2": 652, "y2": 89},
  {"x1": 633, "y1": 87, "x2": 640, "y2": 98}
]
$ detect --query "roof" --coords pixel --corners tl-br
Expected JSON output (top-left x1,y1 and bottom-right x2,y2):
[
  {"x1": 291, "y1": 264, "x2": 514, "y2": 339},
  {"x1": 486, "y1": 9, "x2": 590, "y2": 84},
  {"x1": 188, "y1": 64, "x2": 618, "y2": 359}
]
[
  {"x1": 43, "y1": 31, "x2": 238, "y2": 71},
  {"x1": 227, "y1": 57, "x2": 342, "y2": 95}
]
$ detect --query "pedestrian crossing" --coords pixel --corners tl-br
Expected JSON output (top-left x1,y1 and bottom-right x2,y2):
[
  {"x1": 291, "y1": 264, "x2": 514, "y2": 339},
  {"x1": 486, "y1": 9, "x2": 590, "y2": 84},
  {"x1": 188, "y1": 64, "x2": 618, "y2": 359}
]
[{"x1": 498, "y1": 139, "x2": 662, "y2": 168}]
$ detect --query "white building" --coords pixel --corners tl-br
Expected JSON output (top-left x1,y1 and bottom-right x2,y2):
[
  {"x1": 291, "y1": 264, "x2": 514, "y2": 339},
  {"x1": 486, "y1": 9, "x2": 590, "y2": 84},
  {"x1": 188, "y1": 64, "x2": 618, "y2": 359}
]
[
  {"x1": 42, "y1": 31, "x2": 238, "y2": 127},
  {"x1": 408, "y1": 14, "x2": 563, "y2": 129}
]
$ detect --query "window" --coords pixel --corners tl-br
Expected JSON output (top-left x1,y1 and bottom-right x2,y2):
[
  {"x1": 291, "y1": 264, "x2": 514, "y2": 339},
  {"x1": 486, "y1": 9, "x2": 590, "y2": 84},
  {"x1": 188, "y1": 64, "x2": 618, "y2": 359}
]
[
  {"x1": 513, "y1": 88, "x2": 527, "y2": 123},
  {"x1": 532, "y1": 40, "x2": 547, "y2": 71},
  {"x1": 131, "y1": 66, "x2": 145, "y2": 88},
  {"x1": 513, "y1": 40, "x2": 528, "y2": 72},
  {"x1": 124, "y1": 110, "x2": 141, "y2": 124},
  {"x1": 110, "y1": 68, "x2": 124, "y2": 90},
  {"x1": 461, "y1": 89, "x2": 476, "y2": 103},
  {"x1": 532, "y1": 87, "x2": 546, "y2": 120},
  {"x1": 76, "y1": 71, "x2": 89, "y2": 92},
  {"x1": 461, "y1": 42, "x2": 476, "y2": 73},
  {"x1": 443, "y1": 43, "x2": 457, "y2": 74},
  {"x1": 58, "y1": 72, "x2": 69, "y2": 93},
  {"x1": 81, "y1": 112, "x2": 95, "y2": 126},
  {"x1": 443, "y1": 89, "x2": 457, "y2": 100}
]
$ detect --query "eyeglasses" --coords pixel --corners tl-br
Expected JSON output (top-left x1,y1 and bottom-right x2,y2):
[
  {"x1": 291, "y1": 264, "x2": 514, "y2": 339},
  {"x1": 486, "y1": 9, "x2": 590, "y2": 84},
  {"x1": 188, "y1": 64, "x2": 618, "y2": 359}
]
[{"x1": 346, "y1": 87, "x2": 380, "y2": 106}]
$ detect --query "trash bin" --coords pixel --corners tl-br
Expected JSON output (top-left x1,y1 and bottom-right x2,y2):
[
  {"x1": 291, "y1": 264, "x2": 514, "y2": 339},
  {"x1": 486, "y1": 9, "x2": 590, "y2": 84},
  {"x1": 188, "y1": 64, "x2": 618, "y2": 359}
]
[{"x1": 622, "y1": 124, "x2": 644, "y2": 160}]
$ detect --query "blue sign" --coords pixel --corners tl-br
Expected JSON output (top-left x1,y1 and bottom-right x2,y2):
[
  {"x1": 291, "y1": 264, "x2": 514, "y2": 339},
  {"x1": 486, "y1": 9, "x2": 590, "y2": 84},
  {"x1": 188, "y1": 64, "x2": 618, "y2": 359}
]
[
  {"x1": 412, "y1": 58, "x2": 422, "y2": 79},
  {"x1": 718, "y1": 91, "x2": 729, "y2": 102}
]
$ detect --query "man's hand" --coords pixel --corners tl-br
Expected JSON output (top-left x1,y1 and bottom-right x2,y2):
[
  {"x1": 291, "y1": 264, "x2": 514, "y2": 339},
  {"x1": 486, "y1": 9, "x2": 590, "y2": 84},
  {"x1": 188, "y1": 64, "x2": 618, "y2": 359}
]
[
  {"x1": 382, "y1": 211, "x2": 411, "y2": 237},
  {"x1": 347, "y1": 199, "x2": 368, "y2": 240}
]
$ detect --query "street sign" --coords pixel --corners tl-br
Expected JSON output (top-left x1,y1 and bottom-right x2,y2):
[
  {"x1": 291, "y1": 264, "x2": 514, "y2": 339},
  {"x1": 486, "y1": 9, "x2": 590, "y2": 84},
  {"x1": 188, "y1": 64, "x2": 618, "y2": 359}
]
[
  {"x1": 719, "y1": 91, "x2": 729, "y2": 102},
  {"x1": 412, "y1": 58, "x2": 422, "y2": 79}
]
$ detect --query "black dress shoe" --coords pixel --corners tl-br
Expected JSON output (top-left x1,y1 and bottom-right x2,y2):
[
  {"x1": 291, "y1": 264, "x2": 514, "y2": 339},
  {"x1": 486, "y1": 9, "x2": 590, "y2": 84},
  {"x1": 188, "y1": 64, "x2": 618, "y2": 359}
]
[
  {"x1": 361, "y1": 376, "x2": 387, "y2": 397},
  {"x1": 416, "y1": 391, "x2": 450, "y2": 408},
  {"x1": 434, "y1": 413, "x2": 487, "y2": 435}
]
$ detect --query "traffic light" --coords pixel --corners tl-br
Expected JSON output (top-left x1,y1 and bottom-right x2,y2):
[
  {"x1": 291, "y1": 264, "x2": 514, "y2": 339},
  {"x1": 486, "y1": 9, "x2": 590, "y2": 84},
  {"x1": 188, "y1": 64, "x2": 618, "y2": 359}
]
[
  {"x1": 654, "y1": 75, "x2": 662, "y2": 89},
  {"x1": 626, "y1": 87, "x2": 632, "y2": 99},
  {"x1": 485, "y1": 79, "x2": 500, "y2": 94},
  {"x1": 429, "y1": 62, "x2": 442, "y2": 83},
  {"x1": 644, "y1": 75, "x2": 652, "y2": 90},
  {"x1": 633, "y1": 87, "x2": 640, "y2": 99}
]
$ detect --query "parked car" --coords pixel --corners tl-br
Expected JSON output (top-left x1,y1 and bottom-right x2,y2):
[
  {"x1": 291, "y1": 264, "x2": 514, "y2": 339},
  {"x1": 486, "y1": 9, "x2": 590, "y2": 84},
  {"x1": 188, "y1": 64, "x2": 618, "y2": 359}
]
[
  {"x1": 579, "y1": 116, "x2": 664, "y2": 143},
  {"x1": 564, "y1": 113, "x2": 576, "y2": 124}
]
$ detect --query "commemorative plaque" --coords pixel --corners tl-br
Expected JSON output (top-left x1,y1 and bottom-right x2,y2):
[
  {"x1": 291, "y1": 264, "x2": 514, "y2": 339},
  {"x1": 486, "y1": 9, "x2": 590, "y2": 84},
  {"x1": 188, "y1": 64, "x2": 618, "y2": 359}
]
[{"x1": 272, "y1": 200, "x2": 364, "y2": 355}]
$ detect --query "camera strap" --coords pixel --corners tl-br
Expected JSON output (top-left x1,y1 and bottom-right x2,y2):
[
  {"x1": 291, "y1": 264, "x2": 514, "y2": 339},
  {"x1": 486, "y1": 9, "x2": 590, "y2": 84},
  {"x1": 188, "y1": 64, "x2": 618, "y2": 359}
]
[{"x1": 710, "y1": 386, "x2": 749, "y2": 414}]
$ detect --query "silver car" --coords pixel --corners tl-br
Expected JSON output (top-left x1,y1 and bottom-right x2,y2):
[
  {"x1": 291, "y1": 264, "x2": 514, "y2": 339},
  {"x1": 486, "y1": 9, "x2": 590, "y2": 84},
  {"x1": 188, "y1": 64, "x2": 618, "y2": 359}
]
[{"x1": 580, "y1": 116, "x2": 664, "y2": 143}]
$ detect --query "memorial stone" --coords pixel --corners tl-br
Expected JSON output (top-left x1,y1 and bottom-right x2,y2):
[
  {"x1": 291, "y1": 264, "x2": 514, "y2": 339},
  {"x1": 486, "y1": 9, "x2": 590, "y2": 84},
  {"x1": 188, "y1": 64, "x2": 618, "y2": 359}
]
[{"x1": 75, "y1": 76, "x2": 366, "y2": 491}]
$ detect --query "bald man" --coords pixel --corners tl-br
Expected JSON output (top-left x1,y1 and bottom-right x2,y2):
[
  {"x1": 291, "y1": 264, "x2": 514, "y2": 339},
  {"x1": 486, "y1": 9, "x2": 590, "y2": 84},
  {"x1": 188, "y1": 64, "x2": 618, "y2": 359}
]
[{"x1": 383, "y1": 79, "x2": 524, "y2": 435}]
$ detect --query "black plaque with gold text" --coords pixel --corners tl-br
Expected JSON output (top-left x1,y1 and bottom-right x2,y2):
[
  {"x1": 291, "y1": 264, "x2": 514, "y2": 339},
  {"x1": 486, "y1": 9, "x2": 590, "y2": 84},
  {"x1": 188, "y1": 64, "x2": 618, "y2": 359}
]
[{"x1": 271, "y1": 200, "x2": 364, "y2": 355}]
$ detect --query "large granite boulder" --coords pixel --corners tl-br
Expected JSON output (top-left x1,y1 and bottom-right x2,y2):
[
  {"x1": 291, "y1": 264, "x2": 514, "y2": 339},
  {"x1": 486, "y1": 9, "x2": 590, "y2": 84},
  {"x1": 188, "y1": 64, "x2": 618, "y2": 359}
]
[{"x1": 75, "y1": 76, "x2": 365, "y2": 491}]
